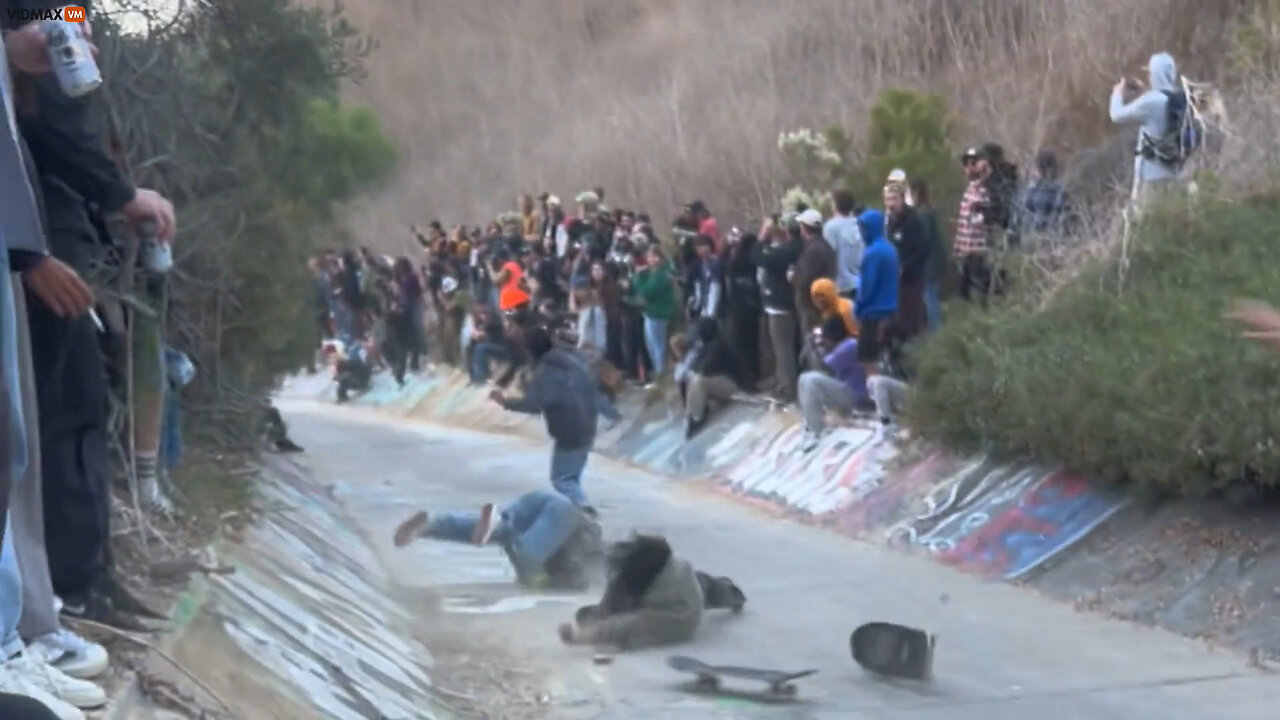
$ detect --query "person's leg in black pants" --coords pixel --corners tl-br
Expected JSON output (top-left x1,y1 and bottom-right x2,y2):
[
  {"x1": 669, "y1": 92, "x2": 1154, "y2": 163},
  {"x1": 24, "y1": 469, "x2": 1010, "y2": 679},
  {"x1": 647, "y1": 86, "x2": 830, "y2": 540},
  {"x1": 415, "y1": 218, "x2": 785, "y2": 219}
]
[
  {"x1": 730, "y1": 309, "x2": 761, "y2": 391},
  {"x1": 0, "y1": 694, "x2": 61, "y2": 720}
]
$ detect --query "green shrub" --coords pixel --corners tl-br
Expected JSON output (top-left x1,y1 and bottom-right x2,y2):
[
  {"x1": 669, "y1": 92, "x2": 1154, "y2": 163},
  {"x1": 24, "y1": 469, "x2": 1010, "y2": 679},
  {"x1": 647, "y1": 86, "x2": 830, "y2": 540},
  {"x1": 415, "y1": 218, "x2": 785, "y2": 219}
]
[
  {"x1": 906, "y1": 191, "x2": 1280, "y2": 494},
  {"x1": 777, "y1": 89, "x2": 962, "y2": 216}
]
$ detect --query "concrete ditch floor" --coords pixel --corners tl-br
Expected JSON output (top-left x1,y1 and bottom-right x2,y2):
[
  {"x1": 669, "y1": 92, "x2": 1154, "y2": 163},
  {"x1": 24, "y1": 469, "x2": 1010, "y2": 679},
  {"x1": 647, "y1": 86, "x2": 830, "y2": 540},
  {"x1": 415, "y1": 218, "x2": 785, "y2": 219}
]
[{"x1": 279, "y1": 398, "x2": 1280, "y2": 720}]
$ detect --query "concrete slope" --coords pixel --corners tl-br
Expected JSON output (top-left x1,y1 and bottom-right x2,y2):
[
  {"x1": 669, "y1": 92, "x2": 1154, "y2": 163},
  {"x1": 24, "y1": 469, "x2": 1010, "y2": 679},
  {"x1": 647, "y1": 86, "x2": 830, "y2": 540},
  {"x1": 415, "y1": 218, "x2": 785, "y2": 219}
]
[{"x1": 281, "y1": 398, "x2": 1280, "y2": 720}]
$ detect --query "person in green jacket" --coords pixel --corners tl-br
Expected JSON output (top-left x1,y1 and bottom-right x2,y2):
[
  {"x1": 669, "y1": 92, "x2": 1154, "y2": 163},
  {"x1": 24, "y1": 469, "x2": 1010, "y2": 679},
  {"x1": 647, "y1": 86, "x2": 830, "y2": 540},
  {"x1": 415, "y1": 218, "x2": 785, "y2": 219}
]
[{"x1": 627, "y1": 246, "x2": 677, "y2": 374}]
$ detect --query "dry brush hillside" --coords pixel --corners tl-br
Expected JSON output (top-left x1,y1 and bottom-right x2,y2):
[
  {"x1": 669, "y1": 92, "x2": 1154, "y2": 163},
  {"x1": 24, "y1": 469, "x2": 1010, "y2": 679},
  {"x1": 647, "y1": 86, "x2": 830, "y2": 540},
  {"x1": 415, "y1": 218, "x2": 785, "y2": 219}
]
[{"x1": 331, "y1": 0, "x2": 1249, "y2": 248}]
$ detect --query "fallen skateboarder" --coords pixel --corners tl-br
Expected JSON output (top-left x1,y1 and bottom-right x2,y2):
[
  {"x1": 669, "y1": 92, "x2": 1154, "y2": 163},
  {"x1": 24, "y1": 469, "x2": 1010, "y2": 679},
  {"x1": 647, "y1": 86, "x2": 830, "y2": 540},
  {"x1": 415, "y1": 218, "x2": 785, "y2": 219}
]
[
  {"x1": 393, "y1": 490, "x2": 603, "y2": 590},
  {"x1": 560, "y1": 534, "x2": 746, "y2": 650}
]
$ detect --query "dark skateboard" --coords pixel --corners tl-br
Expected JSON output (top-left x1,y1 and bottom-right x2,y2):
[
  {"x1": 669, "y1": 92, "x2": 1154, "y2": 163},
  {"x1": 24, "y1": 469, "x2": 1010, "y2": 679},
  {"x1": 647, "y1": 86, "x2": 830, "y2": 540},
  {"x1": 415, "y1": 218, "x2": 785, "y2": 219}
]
[
  {"x1": 850, "y1": 622, "x2": 937, "y2": 681},
  {"x1": 667, "y1": 655, "x2": 817, "y2": 700}
]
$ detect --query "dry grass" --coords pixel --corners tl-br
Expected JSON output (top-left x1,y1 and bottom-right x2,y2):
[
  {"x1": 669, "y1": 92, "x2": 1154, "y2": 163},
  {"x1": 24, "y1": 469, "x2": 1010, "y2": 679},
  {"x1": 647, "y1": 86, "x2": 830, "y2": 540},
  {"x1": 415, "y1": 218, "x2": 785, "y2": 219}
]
[{"x1": 328, "y1": 0, "x2": 1251, "y2": 248}]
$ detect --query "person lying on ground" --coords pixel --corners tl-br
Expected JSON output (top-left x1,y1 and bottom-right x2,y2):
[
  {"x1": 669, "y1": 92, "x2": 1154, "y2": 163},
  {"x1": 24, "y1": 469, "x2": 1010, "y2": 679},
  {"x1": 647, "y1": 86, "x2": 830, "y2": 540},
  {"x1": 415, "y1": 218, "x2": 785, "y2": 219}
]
[
  {"x1": 674, "y1": 318, "x2": 740, "y2": 439},
  {"x1": 489, "y1": 324, "x2": 598, "y2": 507},
  {"x1": 797, "y1": 315, "x2": 868, "y2": 452},
  {"x1": 560, "y1": 534, "x2": 744, "y2": 651},
  {"x1": 393, "y1": 490, "x2": 602, "y2": 590}
]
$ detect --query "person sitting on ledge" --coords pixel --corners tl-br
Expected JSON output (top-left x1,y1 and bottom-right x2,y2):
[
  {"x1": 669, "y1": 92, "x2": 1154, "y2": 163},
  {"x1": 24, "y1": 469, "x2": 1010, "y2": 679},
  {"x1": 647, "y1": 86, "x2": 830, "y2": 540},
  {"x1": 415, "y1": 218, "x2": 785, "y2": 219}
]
[
  {"x1": 674, "y1": 318, "x2": 739, "y2": 439},
  {"x1": 797, "y1": 314, "x2": 867, "y2": 452},
  {"x1": 393, "y1": 489, "x2": 602, "y2": 590}
]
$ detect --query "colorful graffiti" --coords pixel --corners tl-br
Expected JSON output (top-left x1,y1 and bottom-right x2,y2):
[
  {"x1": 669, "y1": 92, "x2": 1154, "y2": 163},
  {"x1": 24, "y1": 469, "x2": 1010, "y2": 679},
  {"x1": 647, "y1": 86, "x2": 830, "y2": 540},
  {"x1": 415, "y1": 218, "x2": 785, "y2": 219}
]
[
  {"x1": 718, "y1": 425, "x2": 893, "y2": 515},
  {"x1": 885, "y1": 462, "x2": 1131, "y2": 580},
  {"x1": 936, "y1": 471, "x2": 1131, "y2": 579}
]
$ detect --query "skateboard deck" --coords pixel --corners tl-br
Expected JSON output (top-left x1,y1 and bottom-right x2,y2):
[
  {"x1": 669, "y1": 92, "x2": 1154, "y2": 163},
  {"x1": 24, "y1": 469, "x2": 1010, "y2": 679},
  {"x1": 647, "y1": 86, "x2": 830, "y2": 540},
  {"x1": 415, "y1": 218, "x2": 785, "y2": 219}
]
[
  {"x1": 850, "y1": 622, "x2": 937, "y2": 681},
  {"x1": 667, "y1": 655, "x2": 817, "y2": 700}
]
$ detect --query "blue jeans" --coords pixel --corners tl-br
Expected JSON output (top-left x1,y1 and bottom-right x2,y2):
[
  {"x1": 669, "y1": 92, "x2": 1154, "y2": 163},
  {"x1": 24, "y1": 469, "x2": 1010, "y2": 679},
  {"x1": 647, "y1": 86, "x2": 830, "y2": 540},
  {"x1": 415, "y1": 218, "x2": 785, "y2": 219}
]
[
  {"x1": 470, "y1": 341, "x2": 509, "y2": 383},
  {"x1": 643, "y1": 316, "x2": 667, "y2": 375},
  {"x1": 924, "y1": 279, "x2": 942, "y2": 333},
  {"x1": 427, "y1": 491, "x2": 578, "y2": 580},
  {"x1": 0, "y1": 265, "x2": 29, "y2": 657},
  {"x1": 596, "y1": 391, "x2": 621, "y2": 422},
  {"x1": 550, "y1": 445, "x2": 590, "y2": 506}
]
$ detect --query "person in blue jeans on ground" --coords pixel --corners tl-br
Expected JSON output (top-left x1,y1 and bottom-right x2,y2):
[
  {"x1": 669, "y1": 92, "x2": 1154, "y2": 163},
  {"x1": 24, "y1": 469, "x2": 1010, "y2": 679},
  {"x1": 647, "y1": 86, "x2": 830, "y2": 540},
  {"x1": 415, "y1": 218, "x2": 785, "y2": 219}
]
[
  {"x1": 392, "y1": 490, "x2": 602, "y2": 590},
  {"x1": 489, "y1": 324, "x2": 598, "y2": 508}
]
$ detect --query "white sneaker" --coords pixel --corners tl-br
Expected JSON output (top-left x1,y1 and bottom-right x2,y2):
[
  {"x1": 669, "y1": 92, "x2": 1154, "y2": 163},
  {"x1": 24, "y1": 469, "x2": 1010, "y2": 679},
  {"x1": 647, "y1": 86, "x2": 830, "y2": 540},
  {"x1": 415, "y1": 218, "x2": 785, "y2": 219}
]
[
  {"x1": 0, "y1": 655, "x2": 86, "y2": 720},
  {"x1": 872, "y1": 422, "x2": 897, "y2": 444},
  {"x1": 800, "y1": 430, "x2": 820, "y2": 453},
  {"x1": 9, "y1": 651, "x2": 106, "y2": 709},
  {"x1": 27, "y1": 629, "x2": 110, "y2": 680}
]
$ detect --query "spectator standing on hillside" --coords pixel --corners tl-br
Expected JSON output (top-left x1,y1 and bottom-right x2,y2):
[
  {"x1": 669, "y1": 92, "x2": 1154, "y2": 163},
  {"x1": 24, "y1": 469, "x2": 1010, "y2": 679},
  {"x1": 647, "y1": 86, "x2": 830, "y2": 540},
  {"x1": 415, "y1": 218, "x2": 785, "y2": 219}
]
[
  {"x1": 628, "y1": 246, "x2": 676, "y2": 377},
  {"x1": 490, "y1": 325, "x2": 598, "y2": 507},
  {"x1": 753, "y1": 218, "x2": 803, "y2": 402},
  {"x1": 954, "y1": 143, "x2": 1014, "y2": 301},
  {"x1": 1017, "y1": 150, "x2": 1074, "y2": 242},
  {"x1": 855, "y1": 209, "x2": 898, "y2": 379},
  {"x1": 884, "y1": 183, "x2": 930, "y2": 341},
  {"x1": 823, "y1": 190, "x2": 863, "y2": 301},
  {"x1": 909, "y1": 179, "x2": 947, "y2": 333},
  {"x1": 688, "y1": 201, "x2": 722, "y2": 255},
  {"x1": 1110, "y1": 52, "x2": 1183, "y2": 197},
  {"x1": 519, "y1": 194, "x2": 540, "y2": 243},
  {"x1": 724, "y1": 231, "x2": 763, "y2": 390},
  {"x1": 686, "y1": 235, "x2": 724, "y2": 322},
  {"x1": 791, "y1": 209, "x2": 837, "y2": 341}
]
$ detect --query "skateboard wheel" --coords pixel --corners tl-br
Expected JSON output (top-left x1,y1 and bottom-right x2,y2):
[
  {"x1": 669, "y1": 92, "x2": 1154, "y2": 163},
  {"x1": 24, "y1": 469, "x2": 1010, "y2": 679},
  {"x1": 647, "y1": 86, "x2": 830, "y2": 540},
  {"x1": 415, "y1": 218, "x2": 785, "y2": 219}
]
[
  {"x1": 731, "y1": 604, "x2": 744, "y2": 615},
  {"x1": 780, "y1": 684, "x2": 797, "y2": 696},
  {"x1": 696, "y1": 675, "x2": 719, "y2": 690}
]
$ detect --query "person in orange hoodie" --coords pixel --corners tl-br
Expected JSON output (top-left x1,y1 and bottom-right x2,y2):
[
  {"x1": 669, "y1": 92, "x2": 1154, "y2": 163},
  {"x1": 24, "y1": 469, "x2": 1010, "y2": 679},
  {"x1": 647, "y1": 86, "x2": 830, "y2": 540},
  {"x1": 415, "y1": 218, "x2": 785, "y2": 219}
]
[
  {"x1": 810, "y1": 279, "x2": 857, "y2": 336},
  {"x1": 802, "y1": 278, "x2": 858, "y2": 373}
]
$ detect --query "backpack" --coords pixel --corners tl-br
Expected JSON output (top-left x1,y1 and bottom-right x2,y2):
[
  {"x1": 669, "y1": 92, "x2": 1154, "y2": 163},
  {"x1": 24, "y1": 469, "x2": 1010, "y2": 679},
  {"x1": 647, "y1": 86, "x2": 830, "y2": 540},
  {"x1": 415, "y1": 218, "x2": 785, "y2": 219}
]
[{"x1": 1141, "y1": 88, "x2": 1204, "y2": 169}]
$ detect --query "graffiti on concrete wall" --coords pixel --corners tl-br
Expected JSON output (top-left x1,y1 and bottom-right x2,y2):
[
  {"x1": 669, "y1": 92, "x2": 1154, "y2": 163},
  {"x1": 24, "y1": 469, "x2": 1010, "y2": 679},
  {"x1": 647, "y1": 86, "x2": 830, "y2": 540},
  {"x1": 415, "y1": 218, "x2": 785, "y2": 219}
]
[
  {"x1": 936, "y1": 471, "x2": 1131, "y2": 579},
  {"x1": 885, "y1": 461, "x2": 1130, "y2": 579},
  {"x1": 719, "y1": 425, "x2": 895, "y2": 515}
]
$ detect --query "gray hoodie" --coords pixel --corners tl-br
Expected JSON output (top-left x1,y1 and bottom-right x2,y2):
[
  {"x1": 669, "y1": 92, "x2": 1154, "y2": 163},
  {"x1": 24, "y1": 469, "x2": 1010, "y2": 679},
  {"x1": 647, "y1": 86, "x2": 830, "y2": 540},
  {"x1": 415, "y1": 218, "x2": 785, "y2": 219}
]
[
  {"x1": 1109, "y1": 52, "x2": 1180, "y2": 185},
  {"x1": 501, "y1": 347, "x2": 598, "y2": 450}
]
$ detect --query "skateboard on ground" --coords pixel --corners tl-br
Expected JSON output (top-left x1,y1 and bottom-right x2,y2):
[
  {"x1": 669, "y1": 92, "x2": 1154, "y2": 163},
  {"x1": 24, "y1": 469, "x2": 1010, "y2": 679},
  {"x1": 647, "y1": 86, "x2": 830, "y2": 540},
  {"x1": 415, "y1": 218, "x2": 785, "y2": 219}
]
[
  {"x1": 850, "y1": 622, "x2": 937, "y2": 681},
  {"x1": 667, "y1": 655, "x2": 818, "y2": 700}
]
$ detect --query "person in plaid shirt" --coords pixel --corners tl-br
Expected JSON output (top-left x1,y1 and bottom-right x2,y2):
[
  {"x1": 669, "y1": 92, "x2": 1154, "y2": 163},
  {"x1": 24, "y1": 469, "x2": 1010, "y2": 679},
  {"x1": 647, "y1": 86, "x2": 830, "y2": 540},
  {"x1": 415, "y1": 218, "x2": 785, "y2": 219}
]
[{"x1": 954, "y1": 143, "x2": 1016, "y2": 302}]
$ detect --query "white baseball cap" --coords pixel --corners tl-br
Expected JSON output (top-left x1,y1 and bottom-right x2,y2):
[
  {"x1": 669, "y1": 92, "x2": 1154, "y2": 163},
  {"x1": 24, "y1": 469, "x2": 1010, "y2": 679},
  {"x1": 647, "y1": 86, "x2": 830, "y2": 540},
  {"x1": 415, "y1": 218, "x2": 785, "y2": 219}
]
[{"x1": 796, "y1": 208, "x2": 824, "y2": 228}]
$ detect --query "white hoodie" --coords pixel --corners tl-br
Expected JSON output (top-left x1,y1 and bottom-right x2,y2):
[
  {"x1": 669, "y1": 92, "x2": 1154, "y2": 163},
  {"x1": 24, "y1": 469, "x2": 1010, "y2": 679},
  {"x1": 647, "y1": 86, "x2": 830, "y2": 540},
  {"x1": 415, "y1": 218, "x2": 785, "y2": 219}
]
[{"x1": 1109, "y1": 52, "x2": 1180, "y2": 185}]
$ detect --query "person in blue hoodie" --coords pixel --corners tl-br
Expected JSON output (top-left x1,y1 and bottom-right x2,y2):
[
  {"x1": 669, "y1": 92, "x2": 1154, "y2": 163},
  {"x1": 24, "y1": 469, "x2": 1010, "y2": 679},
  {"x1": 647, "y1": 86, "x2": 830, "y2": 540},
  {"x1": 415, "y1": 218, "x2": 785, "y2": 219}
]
[{"x1": 854, "y1": 209, "x2": 899, "y2": 377}]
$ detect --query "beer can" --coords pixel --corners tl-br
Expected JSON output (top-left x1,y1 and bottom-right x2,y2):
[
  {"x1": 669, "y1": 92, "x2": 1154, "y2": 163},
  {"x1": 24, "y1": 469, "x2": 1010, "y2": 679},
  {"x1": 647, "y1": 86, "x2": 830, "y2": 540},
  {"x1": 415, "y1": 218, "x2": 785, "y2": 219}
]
[
  {"x1": 41, "y1": 18, "x2": 101, "y2": 98},
  {"x1": 137, "y1": 220, "x2": 173, "y2": 273}
]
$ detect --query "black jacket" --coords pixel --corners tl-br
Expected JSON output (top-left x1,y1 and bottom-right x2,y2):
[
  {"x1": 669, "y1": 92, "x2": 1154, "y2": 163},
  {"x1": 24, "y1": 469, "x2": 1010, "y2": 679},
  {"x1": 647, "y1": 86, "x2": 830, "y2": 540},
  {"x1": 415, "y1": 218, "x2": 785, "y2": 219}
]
[
  {"x1": 887, "y1": 207, "x2": 930, "y2": 286},
  {"x1": 5, "y1": 0, "x2": 134, "y2": 269},
  {"x1": 792, "y1": 237, "x2": 837, "y2": 315},
  {"x1": 690, "y1": 337, "x2": 738, "y2": 379},
  {"x1": 501, "y1": 348, "x2": 598, "y2": 450},
  {"x1": 751, "y1": 238, "x2": 801, "y2": 313}
]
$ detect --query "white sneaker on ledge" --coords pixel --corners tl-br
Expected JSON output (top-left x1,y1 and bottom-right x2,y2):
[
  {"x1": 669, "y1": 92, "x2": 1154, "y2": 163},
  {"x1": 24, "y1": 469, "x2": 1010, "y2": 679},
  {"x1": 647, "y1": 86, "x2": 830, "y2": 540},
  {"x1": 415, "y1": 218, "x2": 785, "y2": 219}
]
[
  {"x1": 10, "y1": 651, "x2": 107, "y2": 709},
  {"x1": 0, "y1": 654, "x2": 85, "y2": 720},
  {"x1": 27, "y1": 629, "x2": 110, "y2": 680}
]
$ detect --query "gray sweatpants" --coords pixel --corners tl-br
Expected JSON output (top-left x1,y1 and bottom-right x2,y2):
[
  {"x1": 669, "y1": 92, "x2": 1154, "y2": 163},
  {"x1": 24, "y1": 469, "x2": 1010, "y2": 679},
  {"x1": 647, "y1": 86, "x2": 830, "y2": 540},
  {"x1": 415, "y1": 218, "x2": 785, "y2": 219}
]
[
  {"x1": 685, "y1": 373, "x2": 738, "y2": 423},
  {"x1": 13, "y1": 286, "x2": 58, "y2": 640},
  {"x1": 798, "y1": 371, "x2": 856, "y2": 434},
  {"x1": 765, "y1": 312, "x2": 798, "y2": 400},
  {"x1": 868, "y1": 375, "x2": 908, "y2": 423}
]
